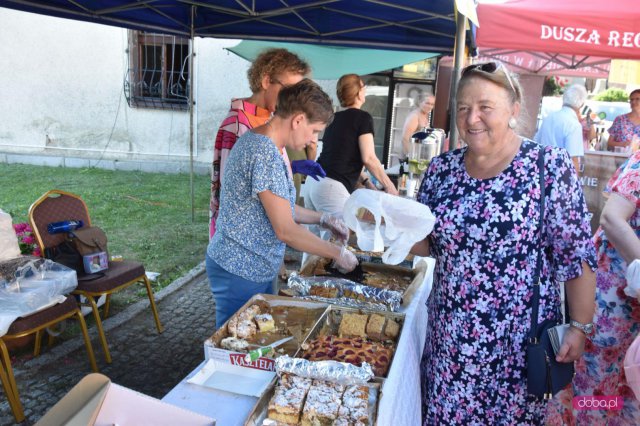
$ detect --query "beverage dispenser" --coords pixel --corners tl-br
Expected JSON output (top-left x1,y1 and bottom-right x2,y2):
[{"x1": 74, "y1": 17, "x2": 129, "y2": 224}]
[
  {"x1": 408, "y1": 128, "x2": 445, "y2": 175},
  {"x1": 402, "y1": 128, "x2": 445, "y2": 198}
]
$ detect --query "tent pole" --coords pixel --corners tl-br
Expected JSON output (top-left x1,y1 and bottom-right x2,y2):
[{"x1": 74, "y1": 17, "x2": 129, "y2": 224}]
[
  {"x1": 448, "y1": 11, "x2": 467, "y2": 149},
  {"x1": 189, "y1": 5, "x2": 195, "y2": 222}
]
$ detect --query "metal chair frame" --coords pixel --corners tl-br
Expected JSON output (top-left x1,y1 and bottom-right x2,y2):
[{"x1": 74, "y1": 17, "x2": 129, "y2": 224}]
[
  {"x1": 28, "y1": 190, "x2": 164, "y2": 364},
  {"x1": 0, "y1": 300, "x2": 97, "y2": 423}
]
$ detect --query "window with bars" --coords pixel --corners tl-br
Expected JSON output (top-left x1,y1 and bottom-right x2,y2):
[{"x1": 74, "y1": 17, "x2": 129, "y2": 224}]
[{"x1": 125, "y1": 31, "x2": 190, "y2": 111}]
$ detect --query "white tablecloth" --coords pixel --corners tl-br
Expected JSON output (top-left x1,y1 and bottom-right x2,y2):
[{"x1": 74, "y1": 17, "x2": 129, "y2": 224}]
[
  {"x1": 162, "y1": 257, "x2": 435, "y2": 425},
  {"x1": 376, "y1": 257, "x2": 433, "y2": 425}
]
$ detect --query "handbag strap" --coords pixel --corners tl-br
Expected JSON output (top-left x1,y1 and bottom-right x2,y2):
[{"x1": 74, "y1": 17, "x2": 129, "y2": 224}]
[{"x1": 528, "y1": 147, "x2": 545, "y2": 343}]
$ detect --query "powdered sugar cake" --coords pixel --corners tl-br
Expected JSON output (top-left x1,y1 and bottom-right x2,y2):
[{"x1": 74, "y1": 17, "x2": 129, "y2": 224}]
[
  {"x1": 267, "y1": 373, "x2": 312, "y2": 424},
  {"x1": 300, "y1": 380, "x2": 345, "y2": 425},
  {"x1": 335, "y1": 385, "x2": 369, "y2": 425}
]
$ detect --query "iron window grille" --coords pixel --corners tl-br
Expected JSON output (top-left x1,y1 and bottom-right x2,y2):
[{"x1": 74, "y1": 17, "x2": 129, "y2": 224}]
[{"x1": 125, "y1": 31, "x2": 191, "y2": 111}]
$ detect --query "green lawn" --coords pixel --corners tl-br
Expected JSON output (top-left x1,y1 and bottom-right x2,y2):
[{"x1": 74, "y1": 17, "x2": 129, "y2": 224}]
[{"x1": 0, "y1": 163, "x2": 210, "y2": 308}]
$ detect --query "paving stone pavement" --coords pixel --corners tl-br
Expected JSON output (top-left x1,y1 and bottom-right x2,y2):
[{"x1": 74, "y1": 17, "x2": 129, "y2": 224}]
[{"x1": 0, "y1": 262, "x2": 215, "y2": 426}]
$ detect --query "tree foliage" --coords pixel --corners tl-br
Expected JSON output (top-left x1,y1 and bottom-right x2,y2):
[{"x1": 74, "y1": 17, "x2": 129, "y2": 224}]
[{"x1": 593, "y1": 88, "x2": 628, "y2": 102}]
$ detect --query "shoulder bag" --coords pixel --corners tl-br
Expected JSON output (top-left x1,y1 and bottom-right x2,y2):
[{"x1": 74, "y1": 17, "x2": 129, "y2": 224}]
[
  {"x1": 526, "y1": 148, "x2": 575, "y2": 400},
  {"x1": 67, "y1": 226, "x2": 109, "y2": 274}
]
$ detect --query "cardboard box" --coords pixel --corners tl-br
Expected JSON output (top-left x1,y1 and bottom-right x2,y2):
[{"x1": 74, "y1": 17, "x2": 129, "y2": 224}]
[
  {"x1": 204, "y1": 294, "x2": 328, "y2": 372},
  {"x1": 35, "y1": 373, "x2": 214, "y2": 426}
]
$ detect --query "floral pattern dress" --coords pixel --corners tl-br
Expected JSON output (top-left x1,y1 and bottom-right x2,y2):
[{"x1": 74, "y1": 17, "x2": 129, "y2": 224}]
[
  {"x1": 418, "y1": 139, "x2": 596, "y2": 425},
  {"x1": 609, "y1": 114, "x2": 640, "y2": 145},
  {"x1": 209, "y1": 99, "x2": 292, "y2": 238},
  {"x1": 547, "y1": 151, "x2": 640, "y2": 426}
]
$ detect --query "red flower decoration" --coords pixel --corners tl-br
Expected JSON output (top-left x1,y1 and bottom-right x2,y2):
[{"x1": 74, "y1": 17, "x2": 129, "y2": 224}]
[{"x1": 13, "y1": 222, "x2": 40, "y2": 256}]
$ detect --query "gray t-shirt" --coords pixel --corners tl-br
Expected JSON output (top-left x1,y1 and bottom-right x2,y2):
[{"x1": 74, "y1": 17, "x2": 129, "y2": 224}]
[{"x1": 207, "y1": 131, "x2": 295, "y2": 282}]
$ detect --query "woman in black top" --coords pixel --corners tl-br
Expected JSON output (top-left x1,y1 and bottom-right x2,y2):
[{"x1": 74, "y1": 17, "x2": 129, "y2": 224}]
[{"x1": 305, "y1": 74, "x2": 398, "y2": 216}]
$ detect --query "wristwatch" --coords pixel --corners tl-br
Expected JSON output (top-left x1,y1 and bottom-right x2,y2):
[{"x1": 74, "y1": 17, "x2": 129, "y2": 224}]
[{"x1": 570, "y1": 320, "x2": 594, "y2": 335}]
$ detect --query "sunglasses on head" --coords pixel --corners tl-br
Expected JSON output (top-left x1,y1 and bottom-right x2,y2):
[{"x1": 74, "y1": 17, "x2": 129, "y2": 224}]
[{"x1": 462, "y1": 62, "x2": 517, "y2": 96}]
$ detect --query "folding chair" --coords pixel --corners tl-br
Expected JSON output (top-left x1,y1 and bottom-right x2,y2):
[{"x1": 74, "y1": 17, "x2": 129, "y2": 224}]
[
  {"x1": 0, "y1": 295, "x2": 97, "y2": 423},
  {"x1": 28, "y1": 190, "x2": 164, "y2": 363}
]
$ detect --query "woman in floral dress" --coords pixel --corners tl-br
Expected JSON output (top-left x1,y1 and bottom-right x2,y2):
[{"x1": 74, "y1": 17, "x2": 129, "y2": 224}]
[
  {"x1": 548, "y1": 151, "x2": 640, "y2": 425},
  {"x1": 412, "y1": 62, "x2": 597, "y2": 424},
  {"x1": 607, "y1": 89, "x2": 640, "y2": 152}
]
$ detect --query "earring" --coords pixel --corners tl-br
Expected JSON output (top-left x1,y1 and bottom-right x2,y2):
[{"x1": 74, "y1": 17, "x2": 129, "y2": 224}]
[{"x1": 508, "y1": 117, "x2": 517, "y2": 129}]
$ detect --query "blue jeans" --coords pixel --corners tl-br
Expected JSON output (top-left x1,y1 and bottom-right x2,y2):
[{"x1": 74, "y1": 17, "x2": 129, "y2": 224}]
[{"x1": 205, "y1": 255, "x2": 274, "y2": 330}]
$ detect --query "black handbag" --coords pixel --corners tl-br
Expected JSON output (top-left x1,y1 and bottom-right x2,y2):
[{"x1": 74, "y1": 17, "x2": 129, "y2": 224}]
[
  {"x1": 45, "y1": 241, "x2": 84, "y2": 274},
  {"x1": 526, "y1": 149, "x2": 575, "y2": 400}
]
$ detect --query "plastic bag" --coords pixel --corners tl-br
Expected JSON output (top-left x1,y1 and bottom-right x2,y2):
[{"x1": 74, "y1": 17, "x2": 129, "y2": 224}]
[
  {"x1": 625, "y1": 333, "x2": 640, "y2": 401},
  {"x1": 0, "y1": 209, "x2": 21, "y2": 261},
  {"x1": 0, "y1": 259, "x2": 77, "y2": 336},
  {"x1": 625, "y1": 259, "x2": 640, "y2": 298},
  {"x1": 342, "y1": 189, "x2": 435, "y2": 265}
]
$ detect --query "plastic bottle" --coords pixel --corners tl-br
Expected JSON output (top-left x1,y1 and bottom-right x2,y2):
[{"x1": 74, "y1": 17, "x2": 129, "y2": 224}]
[{"x1": 47, "y1": 220, "x2": 84, "y2": 234}]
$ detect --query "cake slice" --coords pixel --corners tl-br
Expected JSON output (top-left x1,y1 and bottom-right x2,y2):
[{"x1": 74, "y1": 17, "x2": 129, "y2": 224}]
[
  {"x1": 267, "y1": 374, "x2": 312, "y2": 424},
  {"x1": 365, "y1": 314, "x2": 386, "y2": 341},
  {"x1": 301, "y1": 380, "x2": 345, "y2": 426},
  {"x1": 236, "y1": 319, "x2": 257, "y2": 339},
  {"x1": 228, "y1": 304, "x2": 262, "y2": 338},
  {"x1": 309, "y1": 285, "x2": 339, "y2": 298},
  {"x1": 220, "y1": 336, "x2": 249, "y2": 352},
  {"x1": 383, "y1": 319, "x2": 400, "y2": 340},
  {"x1": 338, "y1": 313, "x2": 368, "y2": 338},
  {"x1": 336, "y1": 385, "x2": 369, "y2": 425},
  {"x1": 255, "y1": 313, "x2": 275, "y2": 333}
]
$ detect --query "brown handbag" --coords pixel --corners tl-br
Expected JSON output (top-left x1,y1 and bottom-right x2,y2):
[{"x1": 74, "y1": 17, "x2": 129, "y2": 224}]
[{"x1": 68, "y1": 226, "x2": 108, "y2": 256}]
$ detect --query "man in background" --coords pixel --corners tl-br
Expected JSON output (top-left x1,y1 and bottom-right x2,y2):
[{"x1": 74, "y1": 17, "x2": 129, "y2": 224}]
[
  {"x1": 535, "y1": 84, "x2": 588, "y2": 175},
  {"x1": 401, "y1": 93, "x2": 436, "y2": 157}
]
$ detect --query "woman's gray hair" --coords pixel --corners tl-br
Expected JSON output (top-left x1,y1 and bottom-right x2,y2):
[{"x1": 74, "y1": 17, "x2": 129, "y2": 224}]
[{"x1": 562, "y1": 84, "x2": 588, "y2": 109}]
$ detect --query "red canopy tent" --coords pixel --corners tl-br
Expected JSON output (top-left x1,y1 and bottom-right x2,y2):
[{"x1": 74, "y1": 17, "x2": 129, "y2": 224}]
[
  {"x1": 476, "y1": 0, "x2": 640, "y2": 61},
  {"x1": 474, "y1": 50, "x2": 610, "y2": 79}
]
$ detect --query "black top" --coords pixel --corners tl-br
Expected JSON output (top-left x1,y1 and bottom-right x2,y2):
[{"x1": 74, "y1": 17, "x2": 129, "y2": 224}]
[{"x1": 318, "y1": 108, "x2": 374, "y2": 193}]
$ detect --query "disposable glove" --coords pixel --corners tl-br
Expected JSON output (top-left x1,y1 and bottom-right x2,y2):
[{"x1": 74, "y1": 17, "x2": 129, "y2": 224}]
[
  {"x1": 319, "y1": 213, "x2": 350, "y2": 245},
  {"x1": 332, "y1": 246, "x2": 358, "y2": 273},
  {"x1": 291, "y1": 160, "x2": 326, "y2": 181},
  {"x1": 625, "y1": 259, "x2": 640, "y2": 298}
]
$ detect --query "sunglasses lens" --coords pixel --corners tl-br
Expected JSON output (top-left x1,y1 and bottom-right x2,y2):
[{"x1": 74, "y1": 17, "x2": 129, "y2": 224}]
[
  {"x1": 481, "y1": 62, "x2": 498, "y2": 73},
  {"x1": 463, "y1": 62, "x2": 498, "y2": 76}
]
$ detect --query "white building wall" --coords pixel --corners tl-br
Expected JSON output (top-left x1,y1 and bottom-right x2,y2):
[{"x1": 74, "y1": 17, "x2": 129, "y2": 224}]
[{"x1": 0, "y1": 8, "x2": 252, "y2": 173}]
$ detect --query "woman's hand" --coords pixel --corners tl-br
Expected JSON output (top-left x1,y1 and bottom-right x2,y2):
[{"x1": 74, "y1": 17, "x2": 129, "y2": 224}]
[
  {"x1": 556, "y1": 326, "x2": 587, "y2": 363},
  {"x1": 333, "y1": 246, "x2": 358, "y2": 273},
  {"x1": 385, "y1": 185, "x2": 399, "y2": 196},
  {"x1": 319, "y1": 213, "x2": 350, "y2": 245}
]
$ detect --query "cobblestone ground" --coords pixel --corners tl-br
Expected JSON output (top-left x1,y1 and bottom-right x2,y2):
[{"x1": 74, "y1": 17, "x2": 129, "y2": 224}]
[
  {"x1": 0, "y1": 270, "x2": 215, "y2": 426},
  {"x1": 0, "y1": 249, "x2": 302, "y2": 426}
]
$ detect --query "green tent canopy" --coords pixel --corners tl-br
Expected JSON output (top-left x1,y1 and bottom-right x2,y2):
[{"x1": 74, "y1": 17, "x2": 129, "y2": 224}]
[{"x1": 227, "y1": 40, "x2": 440, "y2": 80}]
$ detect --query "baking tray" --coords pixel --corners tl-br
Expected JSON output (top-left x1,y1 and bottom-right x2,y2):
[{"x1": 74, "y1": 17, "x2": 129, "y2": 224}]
[
  {"x1": 244, "y1": 377, "x2": 380, "y2": 426},
  {"x1": 295, "y1": 306, "x2": 405, "y2": 380},
  {"x1": 286, "y1": 260, "x2": 427, "y2": 310}
]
